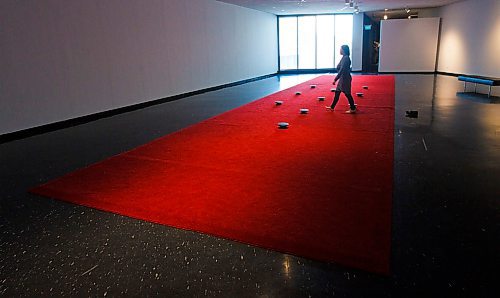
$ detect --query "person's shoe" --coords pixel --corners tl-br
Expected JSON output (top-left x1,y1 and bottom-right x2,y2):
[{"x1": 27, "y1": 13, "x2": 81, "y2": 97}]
[
  {"x1": 345, "y1": 108, "x2": 357, "y2": 114},
  {"x1": 325, "y1": 106, "x2": 334, "y2": 110}
]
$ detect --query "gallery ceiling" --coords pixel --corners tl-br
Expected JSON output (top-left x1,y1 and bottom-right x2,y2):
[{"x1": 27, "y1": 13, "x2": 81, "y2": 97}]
[{"x1": 216, "y1": 0, "x2": 464, "y2": 15}]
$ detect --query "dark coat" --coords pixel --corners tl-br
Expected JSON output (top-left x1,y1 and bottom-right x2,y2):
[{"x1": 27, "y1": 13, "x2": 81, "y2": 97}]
[{"x1": 335, "y1": 55, "x2": 352, "y2": 94}]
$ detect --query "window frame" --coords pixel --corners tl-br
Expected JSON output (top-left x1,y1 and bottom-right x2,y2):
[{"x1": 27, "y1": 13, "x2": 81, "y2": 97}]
[{"x1": 277, "y1": 13, "x2": 353, "y2": 73}]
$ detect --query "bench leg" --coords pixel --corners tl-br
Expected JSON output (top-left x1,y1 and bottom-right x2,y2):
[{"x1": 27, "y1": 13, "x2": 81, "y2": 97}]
[
  {"x1": 488, "y1": 86, "x2": 491, "y2": 98},
  {"x1": 464, "y1": 82, "x2": 467, "y2": 92},
  {"x1": 474, "y1": 83, "x2": 477, "y2": 93}
]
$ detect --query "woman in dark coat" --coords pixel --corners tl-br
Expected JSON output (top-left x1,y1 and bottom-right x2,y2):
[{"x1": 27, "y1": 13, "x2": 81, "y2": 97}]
[{"x1": 327, "y1": 45, "x2": 356, "y2": 113}]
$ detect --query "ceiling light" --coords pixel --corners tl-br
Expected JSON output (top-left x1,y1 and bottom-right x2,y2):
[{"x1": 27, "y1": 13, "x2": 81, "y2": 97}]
[
  {"x1": 408, "y1": 15, "x2": 411, "y2": 19},
  {"x1": 405, "y1": 8, "x2": 411, "y2": 13},
  {"x1": 384, "y1": 15, "x2": 388, "y2": 20}
]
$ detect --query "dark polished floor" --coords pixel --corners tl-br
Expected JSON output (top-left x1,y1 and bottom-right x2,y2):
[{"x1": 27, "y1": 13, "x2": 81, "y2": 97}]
[{"x1": 0, "y1": 74, "x2": 498, "y2": 297}]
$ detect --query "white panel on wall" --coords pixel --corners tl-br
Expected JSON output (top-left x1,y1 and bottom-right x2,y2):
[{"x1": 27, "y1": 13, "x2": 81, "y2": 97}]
[
  {"x1": 378, "y1": 18, "x2": 440, "y2": 72},
  {"x1": 0, "y1": 0, "x2": 278, "y2": 135}
]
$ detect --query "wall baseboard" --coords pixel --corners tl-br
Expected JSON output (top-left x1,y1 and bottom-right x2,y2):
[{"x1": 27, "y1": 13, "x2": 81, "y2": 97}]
[
  {"x1": 278, "y1": 69, "x2": 365, "y2": 75},
  {"x1": 435, "y1": 71, "x2": 500, "y2": 78},
  {"x1": 378, "y1": 71, "x2": 436, "y2": 74},
  {"x1": 0, "y1": 73, "x2": 277, "y2": 144},
  {"x1": 278, "y1": 69, "x2": 336, "y2": 74},
  {"x1": 378, "y1": 71, "x2": 498, "y2": 78},
  {"x1": 436, "y1": 71, "x2": 463, "y2": 77}
]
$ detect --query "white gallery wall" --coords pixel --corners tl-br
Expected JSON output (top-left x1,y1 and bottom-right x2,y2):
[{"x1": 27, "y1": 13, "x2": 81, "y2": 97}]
[
  {"x1": 378, "y1": 18, "x2": 440, "y2": 72},
  {"x1": 0, "y1": 0, "x2": 278, "y2": 135},
  {"x1": 437, "y1": 0, "x2": 500, "y2": 78},
  {"x1": 351, "y1": 13, "x2": 363, "y2": 71}
]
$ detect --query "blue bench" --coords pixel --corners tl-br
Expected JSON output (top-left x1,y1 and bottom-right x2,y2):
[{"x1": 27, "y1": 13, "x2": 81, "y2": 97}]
[{"x1": 458, "y1": 75, "x2": 500, "y2": 98}]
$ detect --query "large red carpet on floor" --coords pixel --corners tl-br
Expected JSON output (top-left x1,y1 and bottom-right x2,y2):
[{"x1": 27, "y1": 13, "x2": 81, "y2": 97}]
[{"x1": 31, "y1": 75, "x2": 395, "y2": 274}]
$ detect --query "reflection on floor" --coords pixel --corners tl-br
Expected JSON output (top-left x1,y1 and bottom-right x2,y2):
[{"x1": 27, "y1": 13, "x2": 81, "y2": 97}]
[{"x1": 0, "y1": 74, "x2": 498, "y2": 297}]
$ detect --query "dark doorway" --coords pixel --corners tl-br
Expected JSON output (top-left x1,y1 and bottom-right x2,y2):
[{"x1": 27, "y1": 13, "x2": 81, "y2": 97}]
[{"x1": 362, "y1": 14, "x2": 380, "y2": 73}]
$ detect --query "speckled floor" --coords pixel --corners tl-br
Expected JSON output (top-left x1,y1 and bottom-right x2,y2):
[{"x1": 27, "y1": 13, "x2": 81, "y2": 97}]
[{"x1": 0, "y1": 74, "x2": 498, "y2": 297}]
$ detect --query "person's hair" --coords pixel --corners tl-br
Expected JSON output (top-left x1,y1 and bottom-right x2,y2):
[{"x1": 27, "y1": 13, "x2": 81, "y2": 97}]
[{"x1": 341, "y1": 45, "x2": 350, "y2": 56}]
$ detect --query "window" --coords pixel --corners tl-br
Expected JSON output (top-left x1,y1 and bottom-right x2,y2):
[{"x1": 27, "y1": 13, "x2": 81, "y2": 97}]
[
  {"x1": 278, "y1": 14, "x2": 353, "y2": 71},
  {"x1": 298, "y1": 16, "x2": 316, "y2": 69},
  {"x1": 278, "y1": 17, "x2": 298, "y2": 70},
  {"x1": 334, "y1": 14, "x2": 353, "y2": 66},
  {"x1": 316, "y1": 15, "x2": 335, "y2": 69}
]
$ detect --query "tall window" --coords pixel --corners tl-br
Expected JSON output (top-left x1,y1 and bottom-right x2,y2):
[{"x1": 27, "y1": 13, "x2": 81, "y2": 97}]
[
  {"x1": 334, "y1": 14, "x2": 353, "y2": 66},
  {"x1": 279, "y1": 14, "x2": 353, "y2": 71},
  {"x1": 317, "y1": 15, "x2": 335, "y2": 68},
  {"x1": 298, "y1": 16, "x2": 316, "y2": 69},
  {"x1": 278, "y1": 17, "x2": 297, "y2": 70}
]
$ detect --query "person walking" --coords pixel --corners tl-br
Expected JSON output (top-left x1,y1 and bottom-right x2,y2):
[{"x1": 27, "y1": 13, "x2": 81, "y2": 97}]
[{"x1": 326, "y1": 45, "x2": 356, "y2": 113}]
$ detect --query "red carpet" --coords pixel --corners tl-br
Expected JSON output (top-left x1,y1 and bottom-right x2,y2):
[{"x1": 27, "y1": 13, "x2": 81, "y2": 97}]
[{"x1": 31, "y1": 75, "x2": 395, "y2": 274}]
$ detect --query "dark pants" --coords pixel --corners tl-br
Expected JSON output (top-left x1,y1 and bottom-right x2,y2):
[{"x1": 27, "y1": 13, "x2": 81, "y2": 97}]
[{"x1": 330, "y1": 90, "x2": 356, "y2": 110}]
